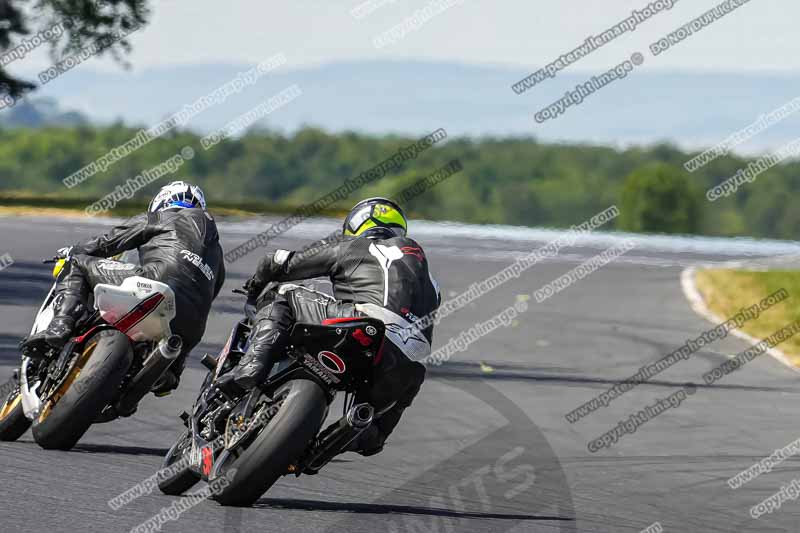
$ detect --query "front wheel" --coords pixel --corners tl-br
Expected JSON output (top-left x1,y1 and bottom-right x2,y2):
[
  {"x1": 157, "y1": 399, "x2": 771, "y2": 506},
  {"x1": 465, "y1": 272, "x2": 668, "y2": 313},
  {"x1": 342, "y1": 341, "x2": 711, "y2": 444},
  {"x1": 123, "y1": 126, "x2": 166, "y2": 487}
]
[
  {"x1": 32, "y1": 329, "x2": 133, "y2": 450},
  {"x1": 0, "y1": 378, "x2": 31, "y2": 441},
  {"x1": 212, "y1": 379, "x2": 329, "y2": 507},
  {"x1": 158, "y1": 430, "x2": 202, "y2": 495}
]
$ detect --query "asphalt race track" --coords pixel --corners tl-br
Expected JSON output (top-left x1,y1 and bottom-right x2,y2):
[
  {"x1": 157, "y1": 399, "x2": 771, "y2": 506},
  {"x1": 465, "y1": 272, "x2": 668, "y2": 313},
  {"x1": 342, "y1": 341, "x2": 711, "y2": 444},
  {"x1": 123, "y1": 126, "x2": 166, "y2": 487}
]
[{"x1": 1, "y1": 215, "x2": 799, "y2": 532}]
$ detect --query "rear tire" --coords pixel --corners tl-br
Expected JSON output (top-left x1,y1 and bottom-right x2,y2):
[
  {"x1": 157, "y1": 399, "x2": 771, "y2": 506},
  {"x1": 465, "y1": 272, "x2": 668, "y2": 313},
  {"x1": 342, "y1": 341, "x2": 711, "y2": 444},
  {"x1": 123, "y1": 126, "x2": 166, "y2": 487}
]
[
  {"x1": 0, "y1": 379, "x2": 31, "y2": 441},
  {"x1": 212, "y1": 379, "x2": 328, "y2": 507},
  {"x1": 158, "y1": 430, "x2": 201, "y2": 495},
  {"x1": 32, "y1": 329, "x2": 132, "y2": 450}
]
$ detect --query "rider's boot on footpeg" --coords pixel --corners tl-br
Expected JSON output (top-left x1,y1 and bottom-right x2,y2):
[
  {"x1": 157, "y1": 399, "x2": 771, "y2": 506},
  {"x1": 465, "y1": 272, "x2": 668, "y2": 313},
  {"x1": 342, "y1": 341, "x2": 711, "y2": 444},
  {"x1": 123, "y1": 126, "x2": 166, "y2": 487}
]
[
  {"x1": 20, "y1": 292, "x2": 86, "y2": 360},
  {"x1": 217, "y1": 325, "x2": 287, "y2": 396}
]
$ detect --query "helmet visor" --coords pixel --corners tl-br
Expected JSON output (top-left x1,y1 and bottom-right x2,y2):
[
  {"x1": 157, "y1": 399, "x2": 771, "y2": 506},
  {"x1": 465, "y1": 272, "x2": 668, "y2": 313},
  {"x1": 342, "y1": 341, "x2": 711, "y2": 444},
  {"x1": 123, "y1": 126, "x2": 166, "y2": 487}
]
[
  {"x1": 345, "y1": 205, "x2": 373, "y2": 235},
  {"x1": 345, "y1": 203, "x2": 407, "y2": 237}
]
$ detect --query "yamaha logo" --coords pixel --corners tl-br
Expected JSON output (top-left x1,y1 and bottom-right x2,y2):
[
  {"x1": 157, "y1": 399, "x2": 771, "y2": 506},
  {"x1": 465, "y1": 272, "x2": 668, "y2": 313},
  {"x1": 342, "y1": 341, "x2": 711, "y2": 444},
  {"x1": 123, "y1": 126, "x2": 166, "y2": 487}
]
[
  {"x1": 366, "y1": 325, "x2": 377, "y2": 336},
  {"x1": 317, "y1": 351, "x2": 346, "y2": 374}
]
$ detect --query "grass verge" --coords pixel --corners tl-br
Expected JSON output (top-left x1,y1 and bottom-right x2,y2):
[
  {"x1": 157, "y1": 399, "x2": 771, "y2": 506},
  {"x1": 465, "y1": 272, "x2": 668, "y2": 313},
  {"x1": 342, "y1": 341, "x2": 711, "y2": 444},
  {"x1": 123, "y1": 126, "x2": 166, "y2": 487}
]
[{"x1": 695, "y1": 269, "x2": 800, "y2": 365}]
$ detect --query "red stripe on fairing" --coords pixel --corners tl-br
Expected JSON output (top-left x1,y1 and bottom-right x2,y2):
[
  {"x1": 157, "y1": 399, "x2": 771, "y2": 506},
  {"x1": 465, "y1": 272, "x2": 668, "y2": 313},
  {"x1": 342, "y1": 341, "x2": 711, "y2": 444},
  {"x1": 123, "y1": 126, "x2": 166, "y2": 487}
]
[
  {"x1": 322, "y1": 317, "x2": 363, "y2": 325},
  {"x1": 114, "y1": 293, "x2": 165, "y2": 333}
]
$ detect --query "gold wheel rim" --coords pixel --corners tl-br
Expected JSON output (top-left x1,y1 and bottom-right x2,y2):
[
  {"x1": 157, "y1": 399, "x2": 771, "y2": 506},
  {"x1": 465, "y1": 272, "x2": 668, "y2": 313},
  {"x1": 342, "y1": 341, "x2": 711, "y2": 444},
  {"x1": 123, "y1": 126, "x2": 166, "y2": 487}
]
[
  {"x1": 0, "y1": 394, "x2": 21, "y2": 421},
  {"x1": 38, "y1": 341, "x2": 98, "y2": 423}
]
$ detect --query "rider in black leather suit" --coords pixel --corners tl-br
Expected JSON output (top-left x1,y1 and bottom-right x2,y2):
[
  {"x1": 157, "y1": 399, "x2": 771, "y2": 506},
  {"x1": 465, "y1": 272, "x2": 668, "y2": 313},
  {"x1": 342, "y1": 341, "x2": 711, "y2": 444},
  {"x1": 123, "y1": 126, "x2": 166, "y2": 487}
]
[
  {"x1": 21, "y1": 181, "x2": 226, "y2": 395},
  {"x1": 224, "y1": 197, "x2": 440, "y2": 456}
]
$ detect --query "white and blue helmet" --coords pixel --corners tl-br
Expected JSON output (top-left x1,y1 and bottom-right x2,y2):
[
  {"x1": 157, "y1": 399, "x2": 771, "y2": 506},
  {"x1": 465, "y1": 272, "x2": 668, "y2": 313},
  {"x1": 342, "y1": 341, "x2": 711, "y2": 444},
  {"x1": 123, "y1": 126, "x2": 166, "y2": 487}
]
[{"x1": 149, "y1": 181, "x2": 207, "y2": 212}]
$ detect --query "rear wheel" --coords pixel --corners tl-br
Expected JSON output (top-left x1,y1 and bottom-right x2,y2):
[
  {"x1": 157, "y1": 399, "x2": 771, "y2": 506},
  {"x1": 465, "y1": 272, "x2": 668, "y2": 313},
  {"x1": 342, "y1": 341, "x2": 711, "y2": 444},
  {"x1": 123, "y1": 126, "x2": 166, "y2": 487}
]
[
  {"x1": 32, "y1": 329, "x2": 132, "y2": 450},
  {"x1": 212, "y1": 379, "x2": 329, "y2": 507},
  {"x1": 0, "y1": 378, "x2": 31, "y2": 441},
  {"x1": 158, "y1": 430, "x2": 201, "y2": 495}
]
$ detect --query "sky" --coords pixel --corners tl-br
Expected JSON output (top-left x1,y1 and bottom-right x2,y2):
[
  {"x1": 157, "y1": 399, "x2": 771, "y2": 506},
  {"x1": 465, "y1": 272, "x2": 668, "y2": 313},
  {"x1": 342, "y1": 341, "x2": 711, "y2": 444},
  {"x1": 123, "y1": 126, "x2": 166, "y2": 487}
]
[
  {"x1": 8, "y1": 0, "x2": 799, "y2": 150},
  {"x1": 15, "y1": 0, "x2": 800, "y2": 74}
]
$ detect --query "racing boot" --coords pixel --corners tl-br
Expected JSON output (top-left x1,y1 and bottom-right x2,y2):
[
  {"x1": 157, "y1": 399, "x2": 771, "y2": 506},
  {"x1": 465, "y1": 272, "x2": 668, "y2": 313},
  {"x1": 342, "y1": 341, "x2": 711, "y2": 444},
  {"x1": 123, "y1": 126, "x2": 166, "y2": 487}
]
[
  {"x1": 20, "y1": 291, "x2": 86, "y2": 360},
  {"x1": 216, "y1": 323, "x2": 289, "y2": 396}
]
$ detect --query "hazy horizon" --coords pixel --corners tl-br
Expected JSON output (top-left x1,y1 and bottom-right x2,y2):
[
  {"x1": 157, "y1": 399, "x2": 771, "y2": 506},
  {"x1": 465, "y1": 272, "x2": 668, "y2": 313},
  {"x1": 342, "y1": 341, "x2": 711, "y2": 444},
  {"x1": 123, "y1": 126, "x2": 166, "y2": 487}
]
[
  {"x1": 12, "y1": 0, "x2": 800, "y2": 73},
  {"x1": 6, "y1": 0, "x2": 799, "y2": 153}
]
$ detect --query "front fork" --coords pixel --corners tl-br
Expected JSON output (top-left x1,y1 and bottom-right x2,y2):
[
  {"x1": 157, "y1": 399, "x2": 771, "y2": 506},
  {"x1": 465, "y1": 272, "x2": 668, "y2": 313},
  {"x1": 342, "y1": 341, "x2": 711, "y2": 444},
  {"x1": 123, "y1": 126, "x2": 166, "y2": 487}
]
[{"x1": 19, "y1": 358, "x2": 42, "y2": 420}]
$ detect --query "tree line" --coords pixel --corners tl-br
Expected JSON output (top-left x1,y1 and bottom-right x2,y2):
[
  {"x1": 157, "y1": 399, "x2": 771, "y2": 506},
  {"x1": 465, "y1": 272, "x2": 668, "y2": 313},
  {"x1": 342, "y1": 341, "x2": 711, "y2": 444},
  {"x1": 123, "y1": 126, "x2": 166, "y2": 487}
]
[{"x1": 0, "y1": 124, "x2": 796, "y2": 240}]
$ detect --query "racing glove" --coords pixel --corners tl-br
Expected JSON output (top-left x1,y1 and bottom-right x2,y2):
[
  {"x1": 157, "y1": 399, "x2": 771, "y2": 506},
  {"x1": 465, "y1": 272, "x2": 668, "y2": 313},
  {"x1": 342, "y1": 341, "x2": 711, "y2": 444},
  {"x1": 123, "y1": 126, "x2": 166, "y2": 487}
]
[
  {"x1": 243, "y1": 252, "x2": 277, "y2": 298},
  {"x1": 55, "y1": 246, "x2": 73, "y2": 260}
]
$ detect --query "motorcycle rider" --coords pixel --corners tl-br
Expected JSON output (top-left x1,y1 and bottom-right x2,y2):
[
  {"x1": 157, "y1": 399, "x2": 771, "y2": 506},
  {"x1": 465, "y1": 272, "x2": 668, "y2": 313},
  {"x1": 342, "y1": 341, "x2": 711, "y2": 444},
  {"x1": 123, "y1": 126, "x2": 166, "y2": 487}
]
[
  {"x1": 221, "y1": 197, "x2": 440, "y2": 457},
  {"x1": 21, "y1": 181, "x2": 226, "y2": 396}
]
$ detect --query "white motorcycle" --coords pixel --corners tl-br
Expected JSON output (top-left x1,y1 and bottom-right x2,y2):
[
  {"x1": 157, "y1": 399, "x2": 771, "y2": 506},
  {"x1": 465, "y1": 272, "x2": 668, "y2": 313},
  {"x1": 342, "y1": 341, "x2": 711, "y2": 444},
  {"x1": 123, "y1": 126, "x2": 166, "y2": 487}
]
[{"x1": 0, "y1": 253, "x2": 182, "y2": 450}]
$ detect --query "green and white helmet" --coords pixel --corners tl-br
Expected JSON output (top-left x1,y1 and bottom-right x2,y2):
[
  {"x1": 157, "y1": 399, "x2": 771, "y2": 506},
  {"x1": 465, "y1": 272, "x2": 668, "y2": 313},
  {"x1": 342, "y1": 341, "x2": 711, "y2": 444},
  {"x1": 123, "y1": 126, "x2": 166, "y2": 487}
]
[{"x1": 343, "y1": 197, "x2": 407, "y2": 238}]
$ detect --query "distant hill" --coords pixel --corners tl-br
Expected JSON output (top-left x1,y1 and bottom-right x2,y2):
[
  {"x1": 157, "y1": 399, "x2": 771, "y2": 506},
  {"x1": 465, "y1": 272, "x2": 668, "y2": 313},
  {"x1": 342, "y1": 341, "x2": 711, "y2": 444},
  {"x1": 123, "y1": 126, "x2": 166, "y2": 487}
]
[
  {"x1": 9, "y1": 60, "x2": 800, "y2": 153},
  {"x1": 0, "y1": 98, "x2": 89, "y2": 128}
]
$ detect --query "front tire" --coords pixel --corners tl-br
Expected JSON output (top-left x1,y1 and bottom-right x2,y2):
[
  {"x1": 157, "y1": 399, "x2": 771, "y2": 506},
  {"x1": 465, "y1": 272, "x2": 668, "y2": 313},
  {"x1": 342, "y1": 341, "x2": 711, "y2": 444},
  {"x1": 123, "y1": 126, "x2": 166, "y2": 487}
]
[
  {"x1": 32, "y1": 329, "x2": 132, "y2": 450},
  {"x1": 0, "y1": 379, "x2": 31, "y2": 441},
  {"x1": 158, "y1": 430, "x2": 201, "y2": 495},
  {"x1": 212, "y1": 379, "x2": 329, "y2": 507}
]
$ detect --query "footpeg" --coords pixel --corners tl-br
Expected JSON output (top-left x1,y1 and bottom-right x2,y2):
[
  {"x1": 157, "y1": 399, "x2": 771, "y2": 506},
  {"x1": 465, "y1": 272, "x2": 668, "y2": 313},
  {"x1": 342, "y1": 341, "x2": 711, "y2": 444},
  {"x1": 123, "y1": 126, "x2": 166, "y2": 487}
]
[{"x1": 201, "y1": 353, "x2": 218, "y2": 371}]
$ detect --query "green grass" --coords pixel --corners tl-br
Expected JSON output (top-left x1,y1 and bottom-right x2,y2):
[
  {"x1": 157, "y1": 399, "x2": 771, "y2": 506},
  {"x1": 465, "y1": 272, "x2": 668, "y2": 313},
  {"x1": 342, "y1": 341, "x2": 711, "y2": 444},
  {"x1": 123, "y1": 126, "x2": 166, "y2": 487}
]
[
  {"x1": 0, "y1": 193, "x2": 349, "y2": 219},
  {"x1": 695, "y1": 269, "x2": 800, "y2": 364}
]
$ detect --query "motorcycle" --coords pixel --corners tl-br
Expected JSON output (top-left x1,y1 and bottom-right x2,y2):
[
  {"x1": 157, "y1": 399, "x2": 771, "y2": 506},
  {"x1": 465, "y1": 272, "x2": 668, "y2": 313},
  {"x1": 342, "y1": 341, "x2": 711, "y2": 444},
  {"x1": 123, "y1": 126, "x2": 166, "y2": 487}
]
[
  {"x1": 157, "y1": 283, "x2": 390, "y2": 507},
  {"x1": 0, "y1": 252, "x2": 183, "y2": 450}
]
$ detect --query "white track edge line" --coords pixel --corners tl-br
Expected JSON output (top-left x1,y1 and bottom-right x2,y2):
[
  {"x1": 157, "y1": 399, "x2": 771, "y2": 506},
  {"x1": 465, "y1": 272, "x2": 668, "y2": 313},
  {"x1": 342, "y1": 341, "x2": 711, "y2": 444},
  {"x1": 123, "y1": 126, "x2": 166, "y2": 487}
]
[{"x1": 680, "y1": 265, "x2": 800, "y2": 374}]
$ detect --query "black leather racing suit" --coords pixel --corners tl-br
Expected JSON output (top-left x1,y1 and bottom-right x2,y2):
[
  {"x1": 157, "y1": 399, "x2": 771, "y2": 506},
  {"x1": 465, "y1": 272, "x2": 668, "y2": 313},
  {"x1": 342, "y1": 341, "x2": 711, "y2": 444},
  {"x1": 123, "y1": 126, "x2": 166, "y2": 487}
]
[
  {"x1": 49, "y1": 209, "x2": 225, "y2": 384},
  {"x1": 240, "y1": 233, "x2": 440, "y2": 454}
]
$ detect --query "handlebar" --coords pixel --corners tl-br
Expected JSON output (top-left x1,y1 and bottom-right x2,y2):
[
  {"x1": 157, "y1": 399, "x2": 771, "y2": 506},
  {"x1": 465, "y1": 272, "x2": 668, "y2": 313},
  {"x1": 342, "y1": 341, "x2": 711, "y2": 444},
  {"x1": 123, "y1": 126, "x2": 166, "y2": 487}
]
[{"x1": 232, "y1": 288, "x2": 259, "y2": 323}]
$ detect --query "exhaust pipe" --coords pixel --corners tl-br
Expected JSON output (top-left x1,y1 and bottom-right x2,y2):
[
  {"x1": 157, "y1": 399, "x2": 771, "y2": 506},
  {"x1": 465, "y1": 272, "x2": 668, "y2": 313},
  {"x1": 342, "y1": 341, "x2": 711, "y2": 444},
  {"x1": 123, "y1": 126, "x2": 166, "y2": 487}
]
[
  {"x1": 302, "y1": 403, "x2": 374, "y2": 473},
  {"x1": 115, "y1": 335, "x2": 182, "y2": 416},
  {"x1": 347, "y1": 403, "x2": 374, "y2": 429}
]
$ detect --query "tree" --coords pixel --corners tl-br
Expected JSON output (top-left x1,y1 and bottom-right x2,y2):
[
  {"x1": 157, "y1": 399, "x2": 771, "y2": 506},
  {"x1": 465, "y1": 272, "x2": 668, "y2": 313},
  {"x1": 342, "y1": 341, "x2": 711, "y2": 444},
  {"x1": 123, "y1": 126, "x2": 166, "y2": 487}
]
[
  {"x1": 1, "y1": 0, "x2": 149, "y2": 98},
  {"x1": 620, "y1": 163, "x2": 700, "y2": 234}
]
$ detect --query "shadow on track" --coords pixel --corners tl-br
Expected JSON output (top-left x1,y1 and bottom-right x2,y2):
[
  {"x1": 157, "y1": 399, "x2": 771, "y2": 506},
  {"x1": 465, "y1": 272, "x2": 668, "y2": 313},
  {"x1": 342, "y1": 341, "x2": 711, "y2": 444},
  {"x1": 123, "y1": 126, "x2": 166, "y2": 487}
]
[
  {"x1": 430, "y1": 361, "x2": 799, "y2": 393},
  {"x1": 218, "y1": 379, "x2": 575, "y2": 533},
  {"x1": 252, "y1": 497, "x2": 572, "y2": 521},
  {"x1": 71, "y1": 443, "x2": 170, "y2": 457}
]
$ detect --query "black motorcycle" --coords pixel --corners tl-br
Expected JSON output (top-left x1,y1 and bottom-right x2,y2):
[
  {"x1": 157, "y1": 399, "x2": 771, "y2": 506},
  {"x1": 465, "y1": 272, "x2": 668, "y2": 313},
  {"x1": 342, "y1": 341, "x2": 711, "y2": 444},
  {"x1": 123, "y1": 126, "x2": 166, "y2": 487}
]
[{"x1": 158, "y1": 283, "x2": 390, "y2": 506}]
